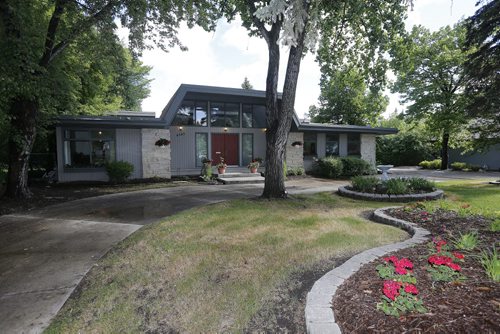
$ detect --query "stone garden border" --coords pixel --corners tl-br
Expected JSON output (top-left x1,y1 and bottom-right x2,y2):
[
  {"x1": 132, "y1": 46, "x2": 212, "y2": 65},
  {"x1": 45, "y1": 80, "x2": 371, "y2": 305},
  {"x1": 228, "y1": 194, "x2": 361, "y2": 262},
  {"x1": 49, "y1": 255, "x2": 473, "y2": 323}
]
[
  {"x1": 338, "y1": 186, "x2": 444, "y2": 203},
  {"x1": 305, "y1": 207, "x2": 431, "y2": 334}
]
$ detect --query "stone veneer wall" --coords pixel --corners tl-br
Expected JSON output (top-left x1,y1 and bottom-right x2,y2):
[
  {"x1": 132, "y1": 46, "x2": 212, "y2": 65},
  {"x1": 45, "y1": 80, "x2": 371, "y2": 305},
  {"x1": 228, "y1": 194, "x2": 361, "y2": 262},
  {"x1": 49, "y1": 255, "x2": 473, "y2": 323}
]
[
  {"x1": 360, "y1": 134, "x2": 376, "y2": 166},
  {"x1": 286, "y1": 132, "x2": 304, "y2": 169},
  {"x1": 141, "y1": 128, "x2": 171, "y2": 179}
]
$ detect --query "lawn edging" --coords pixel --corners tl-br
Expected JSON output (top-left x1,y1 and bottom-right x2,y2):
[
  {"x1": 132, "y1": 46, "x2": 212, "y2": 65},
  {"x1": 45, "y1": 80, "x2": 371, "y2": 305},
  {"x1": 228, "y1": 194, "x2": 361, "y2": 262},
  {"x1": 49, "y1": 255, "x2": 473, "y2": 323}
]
[
  {"x1": 337, "y1": 186, "x2": 444, "y2": 202},
  {"x1": 304, "y1": 206, "x2": 431, "y2": 334}
]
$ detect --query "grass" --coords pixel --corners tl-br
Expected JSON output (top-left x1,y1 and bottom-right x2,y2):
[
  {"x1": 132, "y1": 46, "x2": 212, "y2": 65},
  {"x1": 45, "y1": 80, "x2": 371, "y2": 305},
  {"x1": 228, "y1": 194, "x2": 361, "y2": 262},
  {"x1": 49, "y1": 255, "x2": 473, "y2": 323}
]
[{"x1": 46, "y1": 193, "x2": 407, "y2": 333}]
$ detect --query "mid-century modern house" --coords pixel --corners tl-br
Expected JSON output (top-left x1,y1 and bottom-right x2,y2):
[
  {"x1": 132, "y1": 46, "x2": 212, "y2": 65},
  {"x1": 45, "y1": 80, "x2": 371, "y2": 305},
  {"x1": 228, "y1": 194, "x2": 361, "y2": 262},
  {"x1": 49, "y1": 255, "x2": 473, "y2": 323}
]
[{"x1": 55, "y1": 84, "x2": 398, "y2": 182}]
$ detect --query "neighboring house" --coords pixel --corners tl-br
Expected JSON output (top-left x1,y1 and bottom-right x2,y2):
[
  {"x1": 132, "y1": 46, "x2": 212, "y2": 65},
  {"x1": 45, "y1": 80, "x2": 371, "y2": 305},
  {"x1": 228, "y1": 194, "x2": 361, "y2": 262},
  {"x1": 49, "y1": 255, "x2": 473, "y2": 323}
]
[
  {"x1": 55, "y1": 84, "x2": 397, "y2": 182},
  {"x1": 449, "y1": 144, "x2": 500, "y2": 171}
]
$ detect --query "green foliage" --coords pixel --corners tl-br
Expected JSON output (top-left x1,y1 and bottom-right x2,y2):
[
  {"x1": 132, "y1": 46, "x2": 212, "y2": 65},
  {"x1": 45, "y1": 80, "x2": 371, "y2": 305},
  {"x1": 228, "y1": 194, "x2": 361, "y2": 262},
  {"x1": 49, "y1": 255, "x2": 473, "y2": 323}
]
[
  {"x1": 391, "y1": 24, "x2": 470, "y2": 164},
  {"x1": 427, "y1": 265, "x2": 465, "y2": 282},
  {"x1": 340, "y1": 157, "x2": 374, "y2": 177},
  {"x1": 351, "y1": 176, "x2": 379, "y2": 193},
  {"x1": 491, "y1": 220, "x2": 500, "y2": 232},
  {"x1": 105, "y1": 161, "x2": 134, "y2": 184},
  {"x1": 451, "y1": 162, "x2": 468, "y2": 171},
  {"x1": 453, "y1": 232, "x2": 478, "y2": 251},
  {"x1": 0, "y1": 165, "x2": 6, "y2": 184},
  {"x1": 310, "y1": 66, "x2": 388, "y2": 126},
  {"x1": 316, "y1": 157, "x2": 343, "y2": 179},
  {"x1": 201, "y1": 162, "x2": 213, "y2": 182},
  {"x1": 480, "y1": 246, "x2": 499, "y2": 282},
  {"x1": 385, "y1": 178, "x2": 408, "y2": 195},
  {"x1": 287, "y1": 167, "x2": 305, "y2": 176},
  {"x1": 419, "y1": 159, "x2": 442, "y2": 170},
  {"x1": 377, "y1": 292, "x2": 427, "y2": 317},
  {"x1": 464, "y1": 0, "x2": 500, "y2": 149},
  {"x1": 407, "y1": 178, "x2": 435, "y2": 192},
  {"x1": 241, "y1": 77, "x2": 253, "y2": 90},
  {"x1": 469, "y1": 164, "x2": 481, "y2": 172}
]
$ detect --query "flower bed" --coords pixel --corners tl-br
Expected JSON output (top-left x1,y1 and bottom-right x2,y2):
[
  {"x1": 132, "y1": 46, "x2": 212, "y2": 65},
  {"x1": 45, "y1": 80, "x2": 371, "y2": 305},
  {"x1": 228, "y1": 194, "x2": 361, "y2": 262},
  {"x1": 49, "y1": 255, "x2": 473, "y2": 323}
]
[{"x1": 332, "y1": 203, "x2": 499, "y2": 333}]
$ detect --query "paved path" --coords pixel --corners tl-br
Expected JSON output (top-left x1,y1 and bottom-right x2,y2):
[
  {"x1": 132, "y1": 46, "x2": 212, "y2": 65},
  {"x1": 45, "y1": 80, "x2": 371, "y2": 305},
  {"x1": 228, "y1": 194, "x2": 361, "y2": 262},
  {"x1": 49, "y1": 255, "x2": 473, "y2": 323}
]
[{"x1": 389, "y1": 166, "x2": 500, "y2": 182}]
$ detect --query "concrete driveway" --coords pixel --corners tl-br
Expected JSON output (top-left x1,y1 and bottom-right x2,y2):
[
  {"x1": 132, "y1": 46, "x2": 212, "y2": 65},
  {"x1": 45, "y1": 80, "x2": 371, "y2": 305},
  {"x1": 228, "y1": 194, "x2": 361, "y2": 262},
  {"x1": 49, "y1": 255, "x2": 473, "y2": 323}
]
[{"x1": 389, "y1": 166, "x2": 500, "y2": 182}]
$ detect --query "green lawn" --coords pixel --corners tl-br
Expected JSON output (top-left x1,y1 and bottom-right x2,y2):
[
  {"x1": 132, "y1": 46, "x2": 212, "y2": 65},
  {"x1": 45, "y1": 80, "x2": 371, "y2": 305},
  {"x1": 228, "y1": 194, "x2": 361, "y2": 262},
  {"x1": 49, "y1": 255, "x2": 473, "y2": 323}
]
[{"x1": 46, "y1": 193, "x2": 407, "y2": 333}]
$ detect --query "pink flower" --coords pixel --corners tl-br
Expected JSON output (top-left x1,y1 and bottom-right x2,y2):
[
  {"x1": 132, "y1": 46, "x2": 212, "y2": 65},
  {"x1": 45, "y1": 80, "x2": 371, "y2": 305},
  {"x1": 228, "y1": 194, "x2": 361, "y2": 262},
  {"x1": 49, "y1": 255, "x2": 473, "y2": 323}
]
[
  {"x1": 447, "y1": 262, "x2": 462, "y2": 271},
  {"x1": 452, "y1": 252, "x2": 464, "y2": 260},
  {"x1": 404, "y1": 283, "x2": 419, "y2": 295},
  {"x1": 395, "y1": 266, "x2": 408, "y2": 275},
  {"x1": 384, "y1": 256, "x2": 398, "y2": 264},
  {"x1": 398, "y1": 258, "x2": 414, "y2": 269},
  {"x1": 428, "y1": 255, "x2": 453, "y2": 266}
]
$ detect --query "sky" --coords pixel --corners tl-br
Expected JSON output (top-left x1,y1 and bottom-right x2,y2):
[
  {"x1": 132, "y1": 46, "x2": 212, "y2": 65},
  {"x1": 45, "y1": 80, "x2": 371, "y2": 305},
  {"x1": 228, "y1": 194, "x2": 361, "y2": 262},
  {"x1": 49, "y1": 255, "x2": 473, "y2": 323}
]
[{"x1": 132, "y1": 0, "x2": 478, "y2": 118}]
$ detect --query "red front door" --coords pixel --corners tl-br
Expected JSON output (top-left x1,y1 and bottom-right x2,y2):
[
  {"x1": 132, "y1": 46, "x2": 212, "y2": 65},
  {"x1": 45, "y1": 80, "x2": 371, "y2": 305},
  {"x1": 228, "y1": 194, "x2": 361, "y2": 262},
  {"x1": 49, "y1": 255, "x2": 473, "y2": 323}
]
[{"x1": 212, "y1": 134, "x2": 239, "y2": 165}]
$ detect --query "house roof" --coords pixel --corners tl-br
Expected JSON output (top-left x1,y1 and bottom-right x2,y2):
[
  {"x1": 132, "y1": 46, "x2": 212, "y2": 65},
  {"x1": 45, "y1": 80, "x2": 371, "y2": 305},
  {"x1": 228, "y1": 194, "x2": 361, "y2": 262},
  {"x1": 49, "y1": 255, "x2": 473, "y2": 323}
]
[
  {"x1": 298, "y1": 122, "x2": 398, "y2": 135},
  {"x1": 56, "y1": 114, "x2": 166, "y2": 129}
]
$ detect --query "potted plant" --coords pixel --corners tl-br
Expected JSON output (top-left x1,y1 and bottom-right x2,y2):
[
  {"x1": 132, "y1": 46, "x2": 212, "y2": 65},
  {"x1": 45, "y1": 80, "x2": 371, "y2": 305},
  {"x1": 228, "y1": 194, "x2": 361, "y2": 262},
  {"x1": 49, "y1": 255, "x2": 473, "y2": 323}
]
[
  {"x1": 201, "y1": 157, "x2": 213, "y2": 181},
  {"x1": 216, "y1": 157, "x2": 227, "y2": 174},
  {"x1": 248, "y1": 159, "x2": 260, "y2": 173}
]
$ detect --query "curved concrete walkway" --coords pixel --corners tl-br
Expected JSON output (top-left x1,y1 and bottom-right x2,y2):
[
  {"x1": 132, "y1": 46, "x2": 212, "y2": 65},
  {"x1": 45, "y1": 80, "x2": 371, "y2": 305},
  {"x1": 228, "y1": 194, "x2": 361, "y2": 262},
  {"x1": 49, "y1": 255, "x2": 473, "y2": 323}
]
[{"x1": 0, "y1": 179, "x2": 346, "y2": 334}]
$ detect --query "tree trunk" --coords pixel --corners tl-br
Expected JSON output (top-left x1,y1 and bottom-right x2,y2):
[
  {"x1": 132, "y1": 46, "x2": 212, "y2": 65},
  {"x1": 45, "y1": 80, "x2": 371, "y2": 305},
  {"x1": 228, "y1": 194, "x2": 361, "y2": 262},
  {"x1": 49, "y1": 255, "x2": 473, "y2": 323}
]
[
  {"x1": 5, "y1": 98, "x2": 39, "y2": 198},
  {"x1": 440, "y1": 132, "x2": 449, "y2": 170}
]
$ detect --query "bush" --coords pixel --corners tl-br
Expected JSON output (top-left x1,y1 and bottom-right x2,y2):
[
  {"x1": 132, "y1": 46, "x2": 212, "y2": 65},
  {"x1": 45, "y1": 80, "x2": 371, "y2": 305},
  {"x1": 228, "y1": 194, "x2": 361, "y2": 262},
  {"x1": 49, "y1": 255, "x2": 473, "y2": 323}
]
[
  {"x1": 451, "y1": 162, "x2": 467, "y2": 171},
  {"x1": 316, "y1": 157, "x2": 343, "y2": 178},
  {"x1": 351, "y1": 176, "x2": 379, "y2": 193},
  {"x1": 407, "y1": 177, "x2": 436, "y2": 192},
  {"x1": 287, "y1": 167, "x2": 305, "y2": 176},
  {"x1": 385, "y1": 178, "x2": 409, "y2": 195},
  {"x1": 376, "y1": 132, "x2": 438, "y2": 166},
  {"x1": 0, "y1": 165, "x2": 6, "y2": 185},
  {"x1": 419, "y1": 159, "x2": 441, "y2": 170},
  {"x1": 105, "y1": 160, "x2": 134, "y2": 183},
  {"x1": 469, "y1": 164, "x2": 481, "y2": 172},
  {"x1": 340, "y1": 157, "x2": 375, "y2": 177}
]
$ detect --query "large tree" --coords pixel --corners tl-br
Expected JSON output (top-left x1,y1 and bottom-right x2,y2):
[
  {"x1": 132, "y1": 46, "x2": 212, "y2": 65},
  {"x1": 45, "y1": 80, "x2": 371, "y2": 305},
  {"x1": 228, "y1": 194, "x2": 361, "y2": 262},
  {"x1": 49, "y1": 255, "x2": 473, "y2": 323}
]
[
  {"x1": 464, "y1": 0, "x2": 500, "y2": 148},
  {"x1": 309, "y1": 66, "x2": 388, "y2": 126},
  {"x1": 391, "y1": 24, "x2": 469, "y2": 169},
  {"x1": 0, "y1": 0, "x2": 220, "y2": 198},
  {"x1": 227, "y1": 0, "x2": 408, "y2": 198}
]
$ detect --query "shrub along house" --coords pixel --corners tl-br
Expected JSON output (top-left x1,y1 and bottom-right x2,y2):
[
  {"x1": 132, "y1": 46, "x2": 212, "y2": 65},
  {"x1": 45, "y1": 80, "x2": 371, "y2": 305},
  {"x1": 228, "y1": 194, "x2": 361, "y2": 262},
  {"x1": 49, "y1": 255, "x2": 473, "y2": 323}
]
[{"x1": 55, "y1": 84, "x2": 397, "y2": 182}]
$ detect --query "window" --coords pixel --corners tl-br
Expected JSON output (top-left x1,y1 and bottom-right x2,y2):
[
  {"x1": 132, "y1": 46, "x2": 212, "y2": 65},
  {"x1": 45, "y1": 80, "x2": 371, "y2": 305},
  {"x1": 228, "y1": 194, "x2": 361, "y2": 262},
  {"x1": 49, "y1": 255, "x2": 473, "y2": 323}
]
[
  {"x1": 303, "y1": 133, "x2": 317, "y2": 156},
  {"x1": 242, "y1": 134, "x2": 254, "y2": 166},
  {"x1": 348, "y1": 134, "x2": 361, "y2": 156},
  {"x1": 63, "y1": 129, "x2": 115, "y2": 168},
  {"x1": 210, "y1": 102, "x2": 240, "y2": 127},
  {"x1": 172, "y1": 100, "x2": 208, "y2": 126},
  {"x1": 325, "y1": 134, "x2": 339, "y2": 156},
  {"x1": 195, "y1": 133, "x2": 208, "y2": 167},
  {"x1": 242, "y1": 104, "x2": 267, "y2": 128}
]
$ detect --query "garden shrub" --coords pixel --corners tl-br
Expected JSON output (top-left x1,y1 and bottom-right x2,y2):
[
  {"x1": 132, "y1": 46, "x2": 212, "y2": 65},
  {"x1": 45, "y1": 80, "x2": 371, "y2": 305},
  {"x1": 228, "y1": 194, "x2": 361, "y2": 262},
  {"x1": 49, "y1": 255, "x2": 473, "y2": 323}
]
[
  {"x1": 105, "y1": 160, "x2": 134, "y2": 183},
  {"x1": 451, "y1": 162, "x2": 467, "y2": 171},
  {"x1": 287, "y1": 167, "x2": 305, "y2": 176},
  {"x1": 376, "y1": 132, "x2": 438, "y2": 166},
  {"x1": 385, "y1": 178, "x2": 409, "y2": 195},
  {"x1": 419, "y1": 159, "x2": 441, "y2": 170},
  {"x1": 351, "y1": 176, "x2": 379, "y2": 193},
  {"x1": 316, "y1": 157, "x2": 343, "y2": 178},
  {"x1": 469, "y1": 164, "x2": 481, "y2": 172},
  {"x1": 340, "y1": 157, "x2": 375, "y2": 177},
  {"x1": 407, "y1": 177, "x2": 436, "y2": 192}
]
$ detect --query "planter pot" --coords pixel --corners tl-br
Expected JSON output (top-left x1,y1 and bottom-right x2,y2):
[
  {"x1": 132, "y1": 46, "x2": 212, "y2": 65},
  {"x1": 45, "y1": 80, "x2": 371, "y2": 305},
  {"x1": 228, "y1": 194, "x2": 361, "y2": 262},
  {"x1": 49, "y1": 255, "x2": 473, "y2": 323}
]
[
  {"x1": 250, "y1": 167, "x2": 258, "y2": 173},
  {"x1": 218, "y1": 167, "x2": 226, "y2": 174}
]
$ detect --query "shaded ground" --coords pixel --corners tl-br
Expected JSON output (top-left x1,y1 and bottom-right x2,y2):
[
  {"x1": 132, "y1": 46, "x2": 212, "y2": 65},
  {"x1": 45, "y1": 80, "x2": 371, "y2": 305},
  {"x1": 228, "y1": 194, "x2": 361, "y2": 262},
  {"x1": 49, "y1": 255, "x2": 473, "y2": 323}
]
[{"x1": 333, "y1": 206, "x2": 499, "y2": 333}]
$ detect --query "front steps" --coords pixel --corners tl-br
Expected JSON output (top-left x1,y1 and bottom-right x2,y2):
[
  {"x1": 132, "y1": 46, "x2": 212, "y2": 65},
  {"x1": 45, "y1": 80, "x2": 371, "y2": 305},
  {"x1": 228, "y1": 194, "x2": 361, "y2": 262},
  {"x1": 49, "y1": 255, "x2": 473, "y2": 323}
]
[{"x1": 217, "y1": 172, "x2": 265, "y2": 185}]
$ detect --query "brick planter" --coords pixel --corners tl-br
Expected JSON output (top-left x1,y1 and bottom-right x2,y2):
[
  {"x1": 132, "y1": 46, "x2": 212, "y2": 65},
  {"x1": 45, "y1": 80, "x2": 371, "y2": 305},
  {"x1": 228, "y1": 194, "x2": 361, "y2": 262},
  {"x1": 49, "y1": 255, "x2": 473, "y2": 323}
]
[{"x1": 337, "y1": 186, "x2": 444, "y2": 202}]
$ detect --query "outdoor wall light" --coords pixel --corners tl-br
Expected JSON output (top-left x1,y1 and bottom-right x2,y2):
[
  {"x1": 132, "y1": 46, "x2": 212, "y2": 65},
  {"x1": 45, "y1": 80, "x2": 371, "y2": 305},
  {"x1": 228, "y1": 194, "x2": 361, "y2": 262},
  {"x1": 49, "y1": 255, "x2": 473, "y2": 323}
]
[
  {"x1": 263, "y1": 128, "x2": 267, "y2": 132},
  {"x1": 178, "y1": 126, "x2": 183, "y2": 131},
  {"x1": 223, "y1": 127, "x2": 228, "y2": 132}
]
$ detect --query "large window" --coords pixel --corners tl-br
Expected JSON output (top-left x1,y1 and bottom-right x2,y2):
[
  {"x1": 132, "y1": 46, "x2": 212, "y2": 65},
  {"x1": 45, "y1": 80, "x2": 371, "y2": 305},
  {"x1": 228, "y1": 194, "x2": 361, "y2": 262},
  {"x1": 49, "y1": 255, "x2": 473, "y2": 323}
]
[
  {"x1": 325, "y1": 134, "x2": 339, "y2": 156},
  {"x1": 242, "y1": 133, "x2": 254, "y2": 166},
  {"x1": 210, "y1": 102, "x2": 240, "y2": 127},
  {"x1": 303, "y1": 133, "x2": 317, "y2": 156},
  {"x1": 242, "y1": 104, "x2": 267, "y2": 128},
  {"x1": 348, "y1": 134, "x2": 361, "y2": 156},
  {"x1": 172, "y1": 100, "x2": 208, "y2": 126},
  {"x1": 63, "y1": 129, "x2": 115, "y2": 168},
  {"x1": 195, "y1": 133, "x2": 208, "y2": 167}
]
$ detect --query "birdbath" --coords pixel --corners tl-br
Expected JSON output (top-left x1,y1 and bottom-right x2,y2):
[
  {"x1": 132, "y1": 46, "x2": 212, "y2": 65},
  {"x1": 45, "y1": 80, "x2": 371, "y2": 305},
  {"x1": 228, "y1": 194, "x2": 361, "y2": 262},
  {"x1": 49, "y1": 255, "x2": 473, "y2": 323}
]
[{"x1": 377, "y1": 165, "x2": 394, "y2": 181}]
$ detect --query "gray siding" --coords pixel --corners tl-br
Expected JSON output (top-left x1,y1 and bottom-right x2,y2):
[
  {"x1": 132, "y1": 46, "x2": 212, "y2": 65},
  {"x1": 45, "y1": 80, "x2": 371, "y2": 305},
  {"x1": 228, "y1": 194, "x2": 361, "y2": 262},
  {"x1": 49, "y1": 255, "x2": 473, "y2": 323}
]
[
  {"x1": 449, "y1": 144, "x2": 500, "y2": 171},
  {"x1": 116, "y1": 129, "x2": 142, "y2": 179}
]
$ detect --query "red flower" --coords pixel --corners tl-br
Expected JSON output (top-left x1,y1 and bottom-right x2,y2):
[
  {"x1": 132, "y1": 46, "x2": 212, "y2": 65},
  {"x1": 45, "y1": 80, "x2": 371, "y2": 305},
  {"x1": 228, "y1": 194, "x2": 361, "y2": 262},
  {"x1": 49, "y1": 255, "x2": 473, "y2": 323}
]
[
  {"x1": 447, "y1": 262, "x2": 462, "y2": 271},
  {"x1": 452, "y1": 252, "x2": 465, "y2": 260},
  {"x1": 428, "y1": 255, "x2": 453, "y2": 266},
  {"x1": 404, "y1": 283, "x2": 419, "y2": 295},
  {"x1": 384, "y1": 256, "x2": 398, "y2": 264},
  {"x1": 398, "y1": 258, "x2": 414, "y2": 269},
  {"x1": 383, "y1": 280, "x2": 402, "y2": 301},
  {"x1": 395, "y1": 266, "x2": 408, "y2": 275}
]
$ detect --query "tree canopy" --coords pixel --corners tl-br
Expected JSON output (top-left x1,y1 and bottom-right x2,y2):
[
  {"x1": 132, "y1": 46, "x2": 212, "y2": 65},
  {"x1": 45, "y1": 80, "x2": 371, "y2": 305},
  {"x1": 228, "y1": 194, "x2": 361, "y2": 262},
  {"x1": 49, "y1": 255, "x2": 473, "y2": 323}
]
[
  {"x1": 390, "y1": 24, "x2": 469, "y2": 169},
  {"x1": 464, "y1": 0, "x2": 500, "y2": 148}
]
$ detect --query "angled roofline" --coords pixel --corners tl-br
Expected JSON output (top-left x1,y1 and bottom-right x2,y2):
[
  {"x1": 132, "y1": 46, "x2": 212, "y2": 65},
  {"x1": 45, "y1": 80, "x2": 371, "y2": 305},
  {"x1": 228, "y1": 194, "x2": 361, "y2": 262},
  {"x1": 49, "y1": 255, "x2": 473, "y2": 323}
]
[{"x1": 55, "y1": 115, "x2": 167, "y2": 129}]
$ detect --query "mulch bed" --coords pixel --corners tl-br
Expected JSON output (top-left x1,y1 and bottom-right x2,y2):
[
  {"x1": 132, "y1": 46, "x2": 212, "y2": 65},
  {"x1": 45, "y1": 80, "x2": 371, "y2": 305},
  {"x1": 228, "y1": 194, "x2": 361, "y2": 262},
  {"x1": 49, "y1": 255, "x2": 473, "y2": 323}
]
[{"x1": 333, "y1": 207, "x2": 499, "y2": 333}]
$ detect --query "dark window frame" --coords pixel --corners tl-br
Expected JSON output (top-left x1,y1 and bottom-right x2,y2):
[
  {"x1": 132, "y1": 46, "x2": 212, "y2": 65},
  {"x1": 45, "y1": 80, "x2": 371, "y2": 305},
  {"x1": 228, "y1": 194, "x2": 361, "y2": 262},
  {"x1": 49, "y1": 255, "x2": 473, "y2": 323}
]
[
  {"x1": 172, "y1": 100, "x2": 208, "y2": 127},
  {"x1": 210, "y1": 101, "x2": 240, "y2": 128}
]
